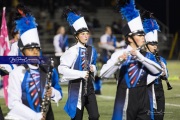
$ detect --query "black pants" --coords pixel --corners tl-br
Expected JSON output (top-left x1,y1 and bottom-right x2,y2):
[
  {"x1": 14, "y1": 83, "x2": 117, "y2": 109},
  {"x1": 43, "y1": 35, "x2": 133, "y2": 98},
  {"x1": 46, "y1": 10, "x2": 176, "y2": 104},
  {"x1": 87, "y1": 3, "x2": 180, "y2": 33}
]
[
  {"x1": 154, "y1": 83, "x2": 165, "y2": 120},
  {"x1": 0, "y1": 107, "x2": 4, "y2": 120},
  {"x1": 72, "y1": 93, "x2": 99, "y2": 120},
  {"x1": 127, "y1": 86, "x2": 150, "y2": 120}
]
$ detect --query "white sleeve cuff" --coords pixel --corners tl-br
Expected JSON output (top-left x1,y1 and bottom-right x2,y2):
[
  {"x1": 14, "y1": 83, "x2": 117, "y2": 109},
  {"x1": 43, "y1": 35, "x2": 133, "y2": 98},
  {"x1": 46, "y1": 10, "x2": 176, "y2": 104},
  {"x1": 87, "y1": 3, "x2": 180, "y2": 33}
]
[
  {"x1": 91, "y1": 64, "x2": 97, "y2": 76},
  {"x1": 80, "y1": 71, "x2": 87, "y2": 78},
  {"x1": 51, "y1": 87, "x2": 62, "y2": 105},
  {"x1": 136, "y1": 50, "x2": 145, "y2": 62},
  {"x1": 36, "y1": 113, "x2": 43, "y2": 120}
]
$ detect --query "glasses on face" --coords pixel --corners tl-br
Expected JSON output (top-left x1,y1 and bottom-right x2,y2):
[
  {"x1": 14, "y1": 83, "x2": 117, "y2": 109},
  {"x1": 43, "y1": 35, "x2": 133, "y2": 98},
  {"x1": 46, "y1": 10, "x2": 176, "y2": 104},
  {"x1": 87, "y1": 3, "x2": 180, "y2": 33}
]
[{"x1": 148, "y1": 42, "x2": 158, "y2": 46}]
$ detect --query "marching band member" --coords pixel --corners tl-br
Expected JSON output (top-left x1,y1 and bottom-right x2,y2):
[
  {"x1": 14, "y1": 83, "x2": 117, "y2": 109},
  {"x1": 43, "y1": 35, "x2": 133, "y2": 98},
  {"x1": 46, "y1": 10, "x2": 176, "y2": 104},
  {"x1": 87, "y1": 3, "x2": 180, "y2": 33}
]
[
  {"x1": 100, "y1": 0, "x2": 162, "y2": 120},
  {"x1": 142, "y1": 10, "x2": 169, "y2": 120},
  {"x1": 5, "y1": 4, "x2": 62, "y2": 120},
  {"x1": 58, "y1": 8, "x2": 99, "y2": 120}
]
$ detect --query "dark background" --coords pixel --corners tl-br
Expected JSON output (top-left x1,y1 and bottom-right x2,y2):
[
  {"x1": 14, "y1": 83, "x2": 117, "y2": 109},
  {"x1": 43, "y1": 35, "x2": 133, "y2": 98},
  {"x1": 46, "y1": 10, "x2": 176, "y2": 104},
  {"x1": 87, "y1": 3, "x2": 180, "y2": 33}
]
[
  {"x1": 0, "y1": 0, "x2": 179, "y2": 59},
  {"x1": 0, "y1": 0, "x2": 179, "y2": 34},
  {"x1": 137, "y1": 0, "x2": 180, "y2": 34}
]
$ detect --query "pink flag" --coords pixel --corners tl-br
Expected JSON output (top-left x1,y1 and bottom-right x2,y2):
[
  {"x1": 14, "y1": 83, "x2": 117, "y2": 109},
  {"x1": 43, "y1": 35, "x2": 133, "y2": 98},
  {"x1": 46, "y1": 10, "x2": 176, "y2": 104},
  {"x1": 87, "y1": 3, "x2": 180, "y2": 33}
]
[
  {"x1": 0, "y1": 7, "x2": 10, "y2": 106},
  {"x1": 0, "y1": 7, "x2": 10, "y2": 56}
]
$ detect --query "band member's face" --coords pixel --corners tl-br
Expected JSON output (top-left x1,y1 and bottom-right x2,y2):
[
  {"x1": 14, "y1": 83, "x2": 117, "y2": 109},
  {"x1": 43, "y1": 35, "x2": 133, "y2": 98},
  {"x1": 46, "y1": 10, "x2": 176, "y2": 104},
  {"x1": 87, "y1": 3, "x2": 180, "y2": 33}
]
[
  {"x1": 147, "y1": 43, "x2": 158, "y2": 53},
  {"x1": 23, "y1": 47, "x2": 40, "y2": 56},
  {"x1": 133, "y1": 35, "x2": 145, "y2": 47},
  {"x1": 77, "y1": 32, "x2": 90, "y2": 44}
]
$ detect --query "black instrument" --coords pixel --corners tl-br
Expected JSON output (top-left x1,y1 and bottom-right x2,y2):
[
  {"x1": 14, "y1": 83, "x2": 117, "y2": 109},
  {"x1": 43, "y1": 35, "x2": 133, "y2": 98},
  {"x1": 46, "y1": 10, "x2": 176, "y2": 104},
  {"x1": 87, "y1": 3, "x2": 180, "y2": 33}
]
[
  {"x1": 83, "y1": 45, "x2": 93, "y2": 96},
  {"x1": 154, "y1": 50, "x2": 172, "y2": 90},
  {"x1": 41, "y1": 58, "x2": 54, "y2": 117},
  {"x1": 83, "y1": 59, "x2": 89, "y2": 96}
]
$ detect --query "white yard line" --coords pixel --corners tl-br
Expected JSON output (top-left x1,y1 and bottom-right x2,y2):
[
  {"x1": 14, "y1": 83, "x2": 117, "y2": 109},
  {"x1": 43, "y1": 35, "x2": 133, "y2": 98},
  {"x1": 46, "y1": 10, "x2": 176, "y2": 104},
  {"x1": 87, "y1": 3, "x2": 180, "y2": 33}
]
[
  {"x1": 97, "y1": 94, "x2": 180, "y2": 107},
  {"x1": 165, "y1": 103, "x2": 180, "y2": 107},
  {"x1": 63, "y1": 91, "x2": 180, "y2": 108},
  {"x1": 97, "y1": 95, "x2": 115, "y2": 100},
  {"x1": 175, "y1": 94, "x2": 180, "y2": 97},
  {"x1": 1, "y1": 88, "x2": 180, "y2": 107}
]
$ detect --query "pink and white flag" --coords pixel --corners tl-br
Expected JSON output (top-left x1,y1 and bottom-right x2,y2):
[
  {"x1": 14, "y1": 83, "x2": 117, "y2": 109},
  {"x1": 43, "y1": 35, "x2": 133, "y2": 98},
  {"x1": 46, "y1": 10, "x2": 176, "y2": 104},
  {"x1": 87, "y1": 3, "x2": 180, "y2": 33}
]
[
  {"x1": 0, "y1": 7, "x2": 10, "y2": 106},
  {"x1": 0, "y1": 7, "x2": 10, "y2": 56}
]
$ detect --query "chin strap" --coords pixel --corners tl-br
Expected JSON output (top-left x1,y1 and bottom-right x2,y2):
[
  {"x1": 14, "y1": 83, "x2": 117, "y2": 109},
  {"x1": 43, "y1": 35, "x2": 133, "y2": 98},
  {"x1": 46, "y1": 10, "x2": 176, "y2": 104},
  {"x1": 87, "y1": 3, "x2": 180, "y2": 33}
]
[
  {"x1": 145, "y1": 44, "x2": 154, "y2": 54},
  {"x1": 79, "y1": 40, "x2": 86, "y2": 46},
  {"x1": 129, "y1": 36, "x2": 139, "y2": 48},
  {"x1": 75, "y1": 35, "x2": 86, "y2": 46}
]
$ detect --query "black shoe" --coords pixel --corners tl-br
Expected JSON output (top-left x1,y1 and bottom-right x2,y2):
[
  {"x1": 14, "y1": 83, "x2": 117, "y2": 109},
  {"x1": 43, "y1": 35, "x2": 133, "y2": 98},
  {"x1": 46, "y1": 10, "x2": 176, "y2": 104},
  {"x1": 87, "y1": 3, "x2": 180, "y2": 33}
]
[{"x1": 95, "y1": 90, "x2": 101, "y2": 95}]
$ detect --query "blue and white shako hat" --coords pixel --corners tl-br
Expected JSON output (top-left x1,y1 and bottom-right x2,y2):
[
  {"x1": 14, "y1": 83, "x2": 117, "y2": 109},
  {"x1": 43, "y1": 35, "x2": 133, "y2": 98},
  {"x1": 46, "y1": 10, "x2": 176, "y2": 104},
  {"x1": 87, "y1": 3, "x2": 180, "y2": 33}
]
[
  {"x1": 63, "y1": 8, "x2": 89, "y2": 35},
  {"x1": 117, "y1": 0, "x2": 144, "y2": 37},
  {"x1": 14, "y1": 4, "x2": 40, "y2": 51},
  {"x1": 141, "y1": 11, "x2": 160, "y2": 43}
]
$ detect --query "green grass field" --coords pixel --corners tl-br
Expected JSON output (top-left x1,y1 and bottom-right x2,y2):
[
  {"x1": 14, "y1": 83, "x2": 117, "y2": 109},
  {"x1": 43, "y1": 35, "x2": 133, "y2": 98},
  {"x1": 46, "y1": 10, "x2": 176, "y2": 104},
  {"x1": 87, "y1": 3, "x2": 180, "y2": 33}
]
[{"x1": 0, "y1": 60, "x2": 180, "y2": 120}]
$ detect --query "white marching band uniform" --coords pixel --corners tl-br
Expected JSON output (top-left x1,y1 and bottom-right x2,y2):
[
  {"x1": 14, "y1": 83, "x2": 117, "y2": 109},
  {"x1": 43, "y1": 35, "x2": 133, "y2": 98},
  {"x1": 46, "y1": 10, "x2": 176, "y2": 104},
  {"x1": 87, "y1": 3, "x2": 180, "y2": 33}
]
[
  {"x1": 5, "y1": 64, "x2": 62, "y2": 120},
  {"x1": 100, "y1": 45, "x2": 162, "y2": 79},
  {"x1": 58, "y1": 42, "x2": 97, "y2": 110}
]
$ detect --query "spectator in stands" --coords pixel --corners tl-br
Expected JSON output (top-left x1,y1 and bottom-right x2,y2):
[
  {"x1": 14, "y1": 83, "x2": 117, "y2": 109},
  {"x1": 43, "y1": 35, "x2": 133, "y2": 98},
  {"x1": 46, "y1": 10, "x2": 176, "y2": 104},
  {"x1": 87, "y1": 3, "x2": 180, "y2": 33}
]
[
  {"x1": 115, "y1": 35, "x2": 127, "y2": 51},
  {"x1": 9, "y1": 27, "x2": 20, "y2": 49},
  {"x1": 8, "y1": 27, "x2": 20, "y2": 57},
  {"x1": 99, "y1": 25, "x2": 117, "y2": 63},
  {"x1": 53, "y1": 26, "x2": 69, "y2": 56}
]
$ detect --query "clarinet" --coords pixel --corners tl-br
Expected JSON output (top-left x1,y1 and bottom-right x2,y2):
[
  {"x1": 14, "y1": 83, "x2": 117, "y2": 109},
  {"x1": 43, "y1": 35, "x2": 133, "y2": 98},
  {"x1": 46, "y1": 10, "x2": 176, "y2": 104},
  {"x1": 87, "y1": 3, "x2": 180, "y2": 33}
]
[
  {"x1": 154, "y1": 50, "x2": 172, "y2": 90},
  {"x1": 41, "y1": 58, "x2": 54, "y2": 117},
  {"x1": 83, "y1": 47, "x2": 89, "y2": 96}
]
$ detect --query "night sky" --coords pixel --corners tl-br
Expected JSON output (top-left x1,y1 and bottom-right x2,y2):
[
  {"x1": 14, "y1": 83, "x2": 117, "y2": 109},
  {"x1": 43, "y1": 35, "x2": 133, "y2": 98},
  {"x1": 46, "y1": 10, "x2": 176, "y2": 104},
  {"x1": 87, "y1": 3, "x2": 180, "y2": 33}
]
[{"x1": 137, "y1": 0, "x2": 180, "y2": 34}]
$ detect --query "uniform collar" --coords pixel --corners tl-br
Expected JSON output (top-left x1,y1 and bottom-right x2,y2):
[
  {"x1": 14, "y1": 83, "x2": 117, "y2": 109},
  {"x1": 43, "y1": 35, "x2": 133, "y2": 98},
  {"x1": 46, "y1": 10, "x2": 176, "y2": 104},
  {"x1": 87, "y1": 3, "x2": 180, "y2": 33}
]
[
  {"x1": 126, "y1": 45, "x2": 141, "y2": 51},
  {"x1": 126, "y1": 45, "x2": 133, "y2": 51},
  {"x1": 77, "y1": 42, "x2": 86, "y2": 48},
  {"x1": 28, "y1": 64, "x2": 39, "y2": 69}
]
